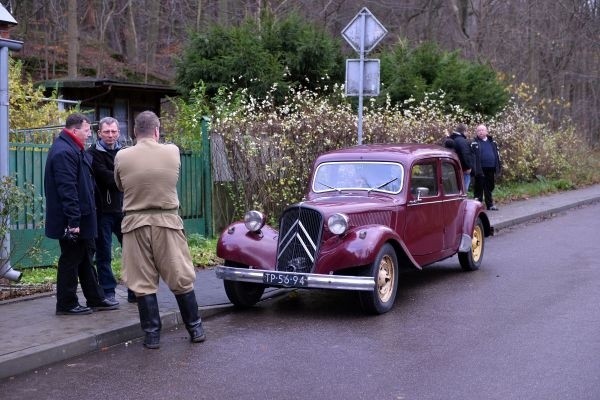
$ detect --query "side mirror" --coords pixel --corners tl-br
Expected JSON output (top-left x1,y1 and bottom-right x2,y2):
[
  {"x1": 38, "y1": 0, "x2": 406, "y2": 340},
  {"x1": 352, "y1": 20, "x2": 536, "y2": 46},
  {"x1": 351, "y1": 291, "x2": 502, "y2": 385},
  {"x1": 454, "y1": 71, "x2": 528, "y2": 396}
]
[{"x1": 416, "y1": 187, "x2": 429, "y2": 201}]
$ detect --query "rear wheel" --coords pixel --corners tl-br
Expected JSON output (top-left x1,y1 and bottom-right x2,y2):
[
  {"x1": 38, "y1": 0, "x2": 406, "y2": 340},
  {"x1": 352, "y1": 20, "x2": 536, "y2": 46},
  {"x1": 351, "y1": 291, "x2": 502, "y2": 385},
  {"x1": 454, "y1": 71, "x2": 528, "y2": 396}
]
[
  {"x1": 359, "y1": 244, "x2": 399, "y2": 315},
  {"x1": 459, "y1": 218, "x2": 485, "y2": 271},
  {"x1": 223, "y1": 261, "x2": 265, "y2": 308}
]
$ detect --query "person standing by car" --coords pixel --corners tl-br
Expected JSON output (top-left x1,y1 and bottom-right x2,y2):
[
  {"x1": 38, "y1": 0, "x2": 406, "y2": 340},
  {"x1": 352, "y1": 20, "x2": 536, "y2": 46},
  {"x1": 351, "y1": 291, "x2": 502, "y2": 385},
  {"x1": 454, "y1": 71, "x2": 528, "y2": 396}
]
[
  {"x1": 88, "y1": 117, "x2": 136, "y2": 304},
  {"x1": 114, "y1": 110, "x2": 205, "y2": 349},
  {"x1": 444, "y1": 123, "x2": 473, "y2": 191},
  {"x1": 44, "y1": 113, "x2": 119, "y2": 315},
  {"x1": 472, "y1": 124, "x2": 502, "y2": 210}
]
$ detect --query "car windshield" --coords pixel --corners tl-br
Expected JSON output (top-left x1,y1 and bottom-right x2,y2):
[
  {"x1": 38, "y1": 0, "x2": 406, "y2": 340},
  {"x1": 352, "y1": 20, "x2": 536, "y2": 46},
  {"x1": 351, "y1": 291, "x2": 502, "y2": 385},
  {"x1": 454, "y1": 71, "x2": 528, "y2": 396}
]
[{"x1": 312, "y1": 161, "x2": 404, "y2": 194}]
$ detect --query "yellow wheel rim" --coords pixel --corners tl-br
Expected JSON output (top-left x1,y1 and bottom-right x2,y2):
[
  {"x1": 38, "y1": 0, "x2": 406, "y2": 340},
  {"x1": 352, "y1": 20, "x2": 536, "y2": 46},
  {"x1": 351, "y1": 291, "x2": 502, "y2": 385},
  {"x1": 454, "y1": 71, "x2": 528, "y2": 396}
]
[
  {"x1": 471, "y1": 224, "x2": 483, "y2": 263},
  {"x1": 377, "y1": 255, "x2": 395, "y2": 303}
]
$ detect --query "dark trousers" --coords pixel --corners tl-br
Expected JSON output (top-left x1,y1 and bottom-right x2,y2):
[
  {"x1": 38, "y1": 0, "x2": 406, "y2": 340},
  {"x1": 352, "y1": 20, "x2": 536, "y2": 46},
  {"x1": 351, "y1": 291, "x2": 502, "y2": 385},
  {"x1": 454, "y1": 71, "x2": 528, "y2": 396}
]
[
  {"x1": 56, "y1": 238, "x2": 105, "y2": 311},
  {"x1": 474, "y1": 167, "x2": 497, "y2": 209},
  {"x1": 95, "y1": 212, "x2": 123, "y2": 295}
]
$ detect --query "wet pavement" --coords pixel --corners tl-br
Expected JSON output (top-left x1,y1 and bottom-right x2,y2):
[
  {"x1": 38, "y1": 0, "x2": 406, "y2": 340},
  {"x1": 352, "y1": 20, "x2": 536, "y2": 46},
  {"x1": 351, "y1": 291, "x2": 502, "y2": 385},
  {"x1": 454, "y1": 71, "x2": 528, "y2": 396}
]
[{"x1": 1, "y1": 184, "x2": 599, "y2": 380}]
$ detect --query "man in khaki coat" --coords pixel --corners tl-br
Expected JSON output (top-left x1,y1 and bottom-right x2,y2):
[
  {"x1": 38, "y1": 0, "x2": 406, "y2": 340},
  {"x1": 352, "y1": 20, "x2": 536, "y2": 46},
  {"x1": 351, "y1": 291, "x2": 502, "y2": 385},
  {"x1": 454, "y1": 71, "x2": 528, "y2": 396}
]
[{"x1": 114, "y1": 110, "x2": 205, "y2": 349}]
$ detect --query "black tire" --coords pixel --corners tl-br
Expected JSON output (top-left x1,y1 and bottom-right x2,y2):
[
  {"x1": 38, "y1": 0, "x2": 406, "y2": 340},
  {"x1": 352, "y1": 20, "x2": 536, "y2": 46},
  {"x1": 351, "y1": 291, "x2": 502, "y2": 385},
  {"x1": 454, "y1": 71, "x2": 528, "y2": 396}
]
[
  {"x1": 359, "y1": 243, "x2": 399, "y2": 315},
  {"x1": 459, "y1": 217, "x2": 485, "y2": 271},
  {"x1": 223, "y1": 261, "x2": 266, "y2": 308}
]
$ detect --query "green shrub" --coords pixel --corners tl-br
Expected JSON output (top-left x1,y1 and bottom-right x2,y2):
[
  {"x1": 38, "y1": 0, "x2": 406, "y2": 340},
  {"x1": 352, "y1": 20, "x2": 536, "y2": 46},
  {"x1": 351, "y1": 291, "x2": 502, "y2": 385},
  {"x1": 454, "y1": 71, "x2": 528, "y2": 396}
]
[
  {"x1": 197, "y1": 83, "x2": 598, "y2": 224},
  {"x1": 379, "y1": 41, "x2": 509, "y2": 117}
]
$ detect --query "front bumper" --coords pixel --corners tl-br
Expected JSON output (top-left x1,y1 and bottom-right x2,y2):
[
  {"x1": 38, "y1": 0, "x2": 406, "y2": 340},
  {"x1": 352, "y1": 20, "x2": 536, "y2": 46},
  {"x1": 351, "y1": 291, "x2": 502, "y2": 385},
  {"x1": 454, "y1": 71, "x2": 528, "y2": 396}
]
[{"x1": 214, "y1": 265, "x2": 375, "y2": 291}]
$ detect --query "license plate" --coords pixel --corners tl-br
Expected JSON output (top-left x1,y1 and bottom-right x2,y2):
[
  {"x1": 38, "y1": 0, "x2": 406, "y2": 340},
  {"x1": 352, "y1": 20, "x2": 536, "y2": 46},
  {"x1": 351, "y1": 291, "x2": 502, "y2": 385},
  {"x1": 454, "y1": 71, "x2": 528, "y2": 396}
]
[{"x1": 263, "y1": 272, "x2": 308, "y2": 287}]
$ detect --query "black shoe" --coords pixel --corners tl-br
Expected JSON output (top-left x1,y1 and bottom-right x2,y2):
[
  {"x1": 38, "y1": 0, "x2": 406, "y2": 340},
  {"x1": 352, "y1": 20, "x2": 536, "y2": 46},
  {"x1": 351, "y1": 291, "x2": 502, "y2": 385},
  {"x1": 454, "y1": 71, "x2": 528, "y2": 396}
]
[
  {"x1": 56, "y1": 305, "x2": 93, "y2": 315},
  {"x1": 104, "y1": 292, "x2": 116, "y2": 302},
  {"x1": 87, "y1": 298, "x2": 120, "y2": 311},
  {"x1": 488, "y1": 205, "x2": 499, "y2": 211}
]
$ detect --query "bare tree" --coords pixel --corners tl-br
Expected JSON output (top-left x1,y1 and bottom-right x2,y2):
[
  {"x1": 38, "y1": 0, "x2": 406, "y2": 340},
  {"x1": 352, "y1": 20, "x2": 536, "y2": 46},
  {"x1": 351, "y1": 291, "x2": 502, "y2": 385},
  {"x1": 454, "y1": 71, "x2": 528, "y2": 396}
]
[{"x1": 7, "y1": 0, "x2": 600, "y2": 143}]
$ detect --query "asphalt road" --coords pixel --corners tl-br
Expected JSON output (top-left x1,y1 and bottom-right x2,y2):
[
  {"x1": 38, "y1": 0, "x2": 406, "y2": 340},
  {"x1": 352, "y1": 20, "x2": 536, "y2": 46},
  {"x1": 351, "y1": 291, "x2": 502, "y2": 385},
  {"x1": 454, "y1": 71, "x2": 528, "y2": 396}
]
[{"x1": 1, "y1": 203, "x2": 599, "y2": 400}]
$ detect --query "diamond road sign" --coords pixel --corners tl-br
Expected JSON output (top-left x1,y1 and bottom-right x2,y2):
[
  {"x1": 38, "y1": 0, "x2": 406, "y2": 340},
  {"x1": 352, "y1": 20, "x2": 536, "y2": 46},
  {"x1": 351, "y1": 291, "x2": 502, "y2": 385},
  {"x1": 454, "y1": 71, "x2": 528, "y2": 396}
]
[{"x1": 342, "y1": 7, "x2": 387, "y2": 54}]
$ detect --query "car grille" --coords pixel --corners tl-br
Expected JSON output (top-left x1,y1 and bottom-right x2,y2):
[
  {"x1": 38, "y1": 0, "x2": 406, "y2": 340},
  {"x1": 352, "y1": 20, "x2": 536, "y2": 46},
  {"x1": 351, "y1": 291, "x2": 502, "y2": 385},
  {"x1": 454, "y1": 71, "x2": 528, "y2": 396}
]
[{"x1": 276, "y1": 206, "x2": 323, "y2": 273}]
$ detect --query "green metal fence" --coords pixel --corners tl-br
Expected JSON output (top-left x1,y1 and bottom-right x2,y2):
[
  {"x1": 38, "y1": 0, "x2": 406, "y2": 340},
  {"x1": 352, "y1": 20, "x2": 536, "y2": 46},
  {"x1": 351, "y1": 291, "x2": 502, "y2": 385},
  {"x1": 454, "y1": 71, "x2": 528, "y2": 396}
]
[{"x1": 8, "y1": 118, "x2": 213, "y2": 268}]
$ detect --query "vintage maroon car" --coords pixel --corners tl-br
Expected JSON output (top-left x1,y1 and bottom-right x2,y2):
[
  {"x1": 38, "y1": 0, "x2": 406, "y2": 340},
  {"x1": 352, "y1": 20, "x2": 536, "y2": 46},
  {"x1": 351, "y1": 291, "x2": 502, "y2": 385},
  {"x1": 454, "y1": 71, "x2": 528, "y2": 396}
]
[{"x1": 215, "y1": 144, "x2": 492, "y2": 314}]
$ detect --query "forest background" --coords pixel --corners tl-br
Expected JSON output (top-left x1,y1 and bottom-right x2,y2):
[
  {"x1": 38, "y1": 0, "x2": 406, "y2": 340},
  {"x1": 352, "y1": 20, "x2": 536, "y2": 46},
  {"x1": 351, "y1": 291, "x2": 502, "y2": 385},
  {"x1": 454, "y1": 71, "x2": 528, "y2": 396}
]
[{"x1": 4, "y1": 0, "x2": 600, "y2": 222}]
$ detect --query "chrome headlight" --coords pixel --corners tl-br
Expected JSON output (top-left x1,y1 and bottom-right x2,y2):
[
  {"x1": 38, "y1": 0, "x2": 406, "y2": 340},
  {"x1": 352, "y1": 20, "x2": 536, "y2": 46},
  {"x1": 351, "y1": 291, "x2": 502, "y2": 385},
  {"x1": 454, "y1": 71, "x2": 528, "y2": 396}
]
[
  {"x1": 244, "y1": 210, "x2": 266, "y2": 232},
  {"x1": 328, "y1": 213, "x2": 349, "y2": 235}
]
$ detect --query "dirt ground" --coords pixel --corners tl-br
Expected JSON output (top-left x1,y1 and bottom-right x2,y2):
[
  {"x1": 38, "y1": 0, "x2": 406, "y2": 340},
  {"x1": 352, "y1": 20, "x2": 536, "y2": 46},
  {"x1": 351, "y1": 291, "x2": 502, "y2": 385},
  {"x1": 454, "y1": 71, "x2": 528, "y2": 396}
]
[{"x1": 0, "y1": 278, "x2": 54, "y2": 301}]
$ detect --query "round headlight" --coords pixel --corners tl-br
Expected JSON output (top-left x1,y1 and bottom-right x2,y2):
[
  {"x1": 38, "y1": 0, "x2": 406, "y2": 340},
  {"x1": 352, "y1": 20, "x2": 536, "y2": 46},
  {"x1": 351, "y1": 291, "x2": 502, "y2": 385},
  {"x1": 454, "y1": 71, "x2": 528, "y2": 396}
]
[
  {"x1": 244, "y1": 210, "x2": 266, "y2": 232},
  {"x1": 328, "y1": 213, "x2": 349, "y2": 235}
]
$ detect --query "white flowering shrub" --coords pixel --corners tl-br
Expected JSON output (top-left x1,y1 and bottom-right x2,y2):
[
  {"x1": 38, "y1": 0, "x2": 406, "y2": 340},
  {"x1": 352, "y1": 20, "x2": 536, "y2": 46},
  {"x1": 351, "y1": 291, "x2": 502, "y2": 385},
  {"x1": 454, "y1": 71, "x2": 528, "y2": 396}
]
[{"x1": 166, "y1": 82, "x2": 596, "y2": 223}]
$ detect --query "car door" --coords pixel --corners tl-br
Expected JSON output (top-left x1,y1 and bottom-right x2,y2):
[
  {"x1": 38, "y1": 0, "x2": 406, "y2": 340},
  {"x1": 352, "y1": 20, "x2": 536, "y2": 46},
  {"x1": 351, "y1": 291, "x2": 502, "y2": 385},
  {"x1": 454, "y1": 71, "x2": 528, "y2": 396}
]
[
  {"x1": 440, "y1": 159, "x2": 464, "y2": 250},
  {"x1": 404, "y1": 159, "x2": 444, "y2": 257}
]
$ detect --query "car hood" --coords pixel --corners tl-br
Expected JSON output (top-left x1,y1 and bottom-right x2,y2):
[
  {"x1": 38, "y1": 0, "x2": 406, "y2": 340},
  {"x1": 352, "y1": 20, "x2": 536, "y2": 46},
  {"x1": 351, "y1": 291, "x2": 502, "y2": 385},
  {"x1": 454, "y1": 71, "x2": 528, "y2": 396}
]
[{"x1": 296, "y1": 194, "x2": 399, "y2": 217}]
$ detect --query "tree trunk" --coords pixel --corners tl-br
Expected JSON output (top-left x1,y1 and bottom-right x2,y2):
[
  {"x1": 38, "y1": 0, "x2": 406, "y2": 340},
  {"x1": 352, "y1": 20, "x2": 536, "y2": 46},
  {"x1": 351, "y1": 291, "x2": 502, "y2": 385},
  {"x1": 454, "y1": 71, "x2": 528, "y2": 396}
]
[
  {"x1": 67, "y1": 0, "x2": 79, "y2": 78},
  {"x1": 145, "y1": 0, "x2": 161, "y2": 81},
  {"x1": 196, "y1": 0, "x2": 203, "y2": 31},
  {"x1": 125, "y1": 0, "x2": 138, "y2": 66}
]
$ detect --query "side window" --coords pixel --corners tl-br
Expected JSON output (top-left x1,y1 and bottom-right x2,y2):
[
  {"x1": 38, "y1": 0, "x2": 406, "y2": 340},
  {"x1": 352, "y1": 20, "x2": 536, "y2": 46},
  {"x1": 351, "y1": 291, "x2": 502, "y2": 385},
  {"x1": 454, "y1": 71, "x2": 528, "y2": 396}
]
[
  {"x1": 410, "y1": 162, "x2": 438, "y2": 197},
  {"x1": 442, "y1": 161, "x2": 460, "y2": 195}
]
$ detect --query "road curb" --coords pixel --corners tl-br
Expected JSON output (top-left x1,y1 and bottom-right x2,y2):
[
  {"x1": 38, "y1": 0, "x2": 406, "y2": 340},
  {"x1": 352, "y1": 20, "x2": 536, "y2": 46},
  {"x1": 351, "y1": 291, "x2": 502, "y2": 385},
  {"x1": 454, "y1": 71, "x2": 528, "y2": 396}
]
[
  {"x1": 0, "y1": 305, "x2": 235, "y2": 380},
  {"x1": 491, "y1": 197, "x2": 600, "y2": 232}
]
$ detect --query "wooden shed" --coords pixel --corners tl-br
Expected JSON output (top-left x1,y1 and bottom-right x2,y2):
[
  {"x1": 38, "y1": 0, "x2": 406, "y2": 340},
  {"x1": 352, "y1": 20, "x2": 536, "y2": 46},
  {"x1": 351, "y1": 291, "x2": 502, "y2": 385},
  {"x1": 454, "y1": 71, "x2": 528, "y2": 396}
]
[{"x1": 38, "y1": 78, "x2": 178, "y2": 142}]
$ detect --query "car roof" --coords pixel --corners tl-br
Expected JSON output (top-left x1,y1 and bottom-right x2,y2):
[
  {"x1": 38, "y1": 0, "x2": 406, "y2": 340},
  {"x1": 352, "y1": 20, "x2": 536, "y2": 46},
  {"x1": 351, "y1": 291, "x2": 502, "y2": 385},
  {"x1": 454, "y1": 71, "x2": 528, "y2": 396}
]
[{"x1": 314, "y1": 143, "x2": 456, "y2": 164}]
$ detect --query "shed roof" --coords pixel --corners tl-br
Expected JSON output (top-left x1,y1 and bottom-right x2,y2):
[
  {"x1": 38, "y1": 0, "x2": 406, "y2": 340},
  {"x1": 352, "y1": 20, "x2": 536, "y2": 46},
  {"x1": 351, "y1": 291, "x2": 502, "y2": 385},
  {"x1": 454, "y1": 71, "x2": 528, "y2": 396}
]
[{"x1": 38, "y1": 78, "x2": 178, "y2": 95}]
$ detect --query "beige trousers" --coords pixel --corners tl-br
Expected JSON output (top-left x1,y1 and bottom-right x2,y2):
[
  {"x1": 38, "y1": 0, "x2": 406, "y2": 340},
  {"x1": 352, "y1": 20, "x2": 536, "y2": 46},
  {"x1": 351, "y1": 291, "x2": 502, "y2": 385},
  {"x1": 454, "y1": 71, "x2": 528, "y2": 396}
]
[{"x1": 122, "y1": 225, "x2": 195, "y2": 296}]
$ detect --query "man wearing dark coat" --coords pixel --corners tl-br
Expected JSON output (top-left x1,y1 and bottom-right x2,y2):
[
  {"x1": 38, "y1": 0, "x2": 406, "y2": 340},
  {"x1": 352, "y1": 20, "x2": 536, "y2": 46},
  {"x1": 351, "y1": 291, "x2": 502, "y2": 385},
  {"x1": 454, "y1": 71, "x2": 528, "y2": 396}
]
[
  {"x1": 445, "y1": 123, "x2": 473, "y2": 191},
  {"x1": 471, "y1": 124, "x2": 502, "y2": 211},
  {"x1": 44, "y1": 113, "x2": 119, "y2": 315},
  {"x1": 87, "y1": 117, "x2": 135, "y2": 303}
]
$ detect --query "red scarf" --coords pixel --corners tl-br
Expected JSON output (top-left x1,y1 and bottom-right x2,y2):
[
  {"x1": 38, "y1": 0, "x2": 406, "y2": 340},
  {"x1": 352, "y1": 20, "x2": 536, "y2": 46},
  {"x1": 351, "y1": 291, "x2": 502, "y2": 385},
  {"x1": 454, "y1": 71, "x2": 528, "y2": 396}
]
[{"x1": 63, "y1": 128, "x2": 84, "y2": 150}]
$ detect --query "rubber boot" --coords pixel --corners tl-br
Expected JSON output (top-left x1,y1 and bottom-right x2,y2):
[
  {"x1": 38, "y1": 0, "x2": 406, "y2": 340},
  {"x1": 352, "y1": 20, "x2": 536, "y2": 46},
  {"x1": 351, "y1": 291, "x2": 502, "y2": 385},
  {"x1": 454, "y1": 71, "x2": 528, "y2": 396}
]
[
  {"x1": 137, "y1": 294, "x2": 161, "y2": 349},
  {"x1": 127, "y1": 289, "x2": 137, "y2": 303},
  {"x1": 175, "y1": 291, "x2": 206, "y2": 343}
]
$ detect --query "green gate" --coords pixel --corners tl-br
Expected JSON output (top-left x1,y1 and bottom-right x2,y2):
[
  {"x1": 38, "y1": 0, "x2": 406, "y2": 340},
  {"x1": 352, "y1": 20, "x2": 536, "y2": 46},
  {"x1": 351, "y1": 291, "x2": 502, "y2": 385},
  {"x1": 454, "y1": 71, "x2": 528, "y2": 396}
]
[{"x1": 8, "y1": 118, "x2": 213, "y2": 268}]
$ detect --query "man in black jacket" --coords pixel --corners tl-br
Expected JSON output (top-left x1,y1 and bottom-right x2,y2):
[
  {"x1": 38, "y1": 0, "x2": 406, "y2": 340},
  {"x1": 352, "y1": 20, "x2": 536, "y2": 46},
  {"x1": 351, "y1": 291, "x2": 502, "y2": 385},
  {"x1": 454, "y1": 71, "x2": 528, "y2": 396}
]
[
  {"x1": 445, "y1": 123, "x2": 473, "y2": 191},
  {"x1": 44, "y1": 113, "x2": 119, "y2": 315},
  {"x1": 472, "y1": 124, "x2": 502, "y2": 210},
  {"x1": 88, "y1": 117, "x2": 135, "y2": 303}
]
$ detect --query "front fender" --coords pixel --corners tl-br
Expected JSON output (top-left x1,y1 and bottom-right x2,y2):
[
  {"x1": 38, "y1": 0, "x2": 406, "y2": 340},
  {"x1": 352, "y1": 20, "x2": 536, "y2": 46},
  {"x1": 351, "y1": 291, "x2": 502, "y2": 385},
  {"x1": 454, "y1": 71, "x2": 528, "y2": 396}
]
[
  {"x1": 314, "y1": 225, "x2": 420, "y2": 274},
  {"x1": 216, "y1": 222, "x2": 278, "y2": 269}
]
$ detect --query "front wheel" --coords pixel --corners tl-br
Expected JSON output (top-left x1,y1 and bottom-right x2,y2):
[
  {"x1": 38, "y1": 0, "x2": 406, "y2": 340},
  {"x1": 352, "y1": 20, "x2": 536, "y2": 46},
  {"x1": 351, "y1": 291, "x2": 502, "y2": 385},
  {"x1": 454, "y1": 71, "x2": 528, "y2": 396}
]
[
  {"x1": 459, "y1": 217, "x2": 485, "y2": 271},
  {"x1": 223, "y1": 261, "x2": 265, "y2": 308},
  {"x1": 359, "y1": 244, "x2": 399, "y2": 315}
]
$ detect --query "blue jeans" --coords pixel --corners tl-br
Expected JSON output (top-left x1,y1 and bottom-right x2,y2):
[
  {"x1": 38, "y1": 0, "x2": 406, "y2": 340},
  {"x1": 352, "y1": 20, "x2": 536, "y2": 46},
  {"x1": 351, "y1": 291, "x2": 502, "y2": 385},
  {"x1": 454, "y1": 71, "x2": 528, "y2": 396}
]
[
  {"x1": 95, "y1": 212, "x2": 123, "y2": 295},
  {"x1": 463, "y1": 172, "x2": 471, "y2": 192}
]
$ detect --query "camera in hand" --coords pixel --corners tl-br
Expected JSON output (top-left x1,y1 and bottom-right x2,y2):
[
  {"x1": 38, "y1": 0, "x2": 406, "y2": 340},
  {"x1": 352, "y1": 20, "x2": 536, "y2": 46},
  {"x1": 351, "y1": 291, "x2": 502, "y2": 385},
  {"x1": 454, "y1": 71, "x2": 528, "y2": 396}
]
[{"x1": 62, "y1": 228, "x2": 79, "y2": 242}]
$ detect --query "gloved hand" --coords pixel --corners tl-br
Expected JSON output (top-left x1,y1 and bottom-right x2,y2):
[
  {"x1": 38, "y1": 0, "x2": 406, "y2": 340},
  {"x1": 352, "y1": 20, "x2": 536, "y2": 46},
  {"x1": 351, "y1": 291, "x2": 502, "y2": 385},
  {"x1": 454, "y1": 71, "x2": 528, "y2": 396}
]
[{"x1": 62, "y1": 227, "x2": 80, "y2": 243}]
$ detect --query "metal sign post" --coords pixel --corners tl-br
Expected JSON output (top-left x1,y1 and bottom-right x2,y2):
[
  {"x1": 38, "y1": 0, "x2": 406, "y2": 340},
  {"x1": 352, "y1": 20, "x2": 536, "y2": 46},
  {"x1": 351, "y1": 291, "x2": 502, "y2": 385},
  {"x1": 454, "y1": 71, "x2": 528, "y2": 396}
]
[
  {"x1": 0, "y1": 5, "x2": 23, "y2": 282},
  {"x1": 342, "y1": 8, "x2": 387, "y2": 145}
]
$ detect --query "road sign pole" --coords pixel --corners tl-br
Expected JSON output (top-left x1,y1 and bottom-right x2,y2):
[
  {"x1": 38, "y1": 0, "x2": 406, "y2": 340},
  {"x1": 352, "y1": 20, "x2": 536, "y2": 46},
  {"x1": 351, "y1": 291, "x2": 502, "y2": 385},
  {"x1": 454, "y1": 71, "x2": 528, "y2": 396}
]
[
  {"x1": 357, "y1": 12, "x2": 366, "y2": 145},
  {"x1": 342, "y1": 7, "x2": 387, "y2": 146}
]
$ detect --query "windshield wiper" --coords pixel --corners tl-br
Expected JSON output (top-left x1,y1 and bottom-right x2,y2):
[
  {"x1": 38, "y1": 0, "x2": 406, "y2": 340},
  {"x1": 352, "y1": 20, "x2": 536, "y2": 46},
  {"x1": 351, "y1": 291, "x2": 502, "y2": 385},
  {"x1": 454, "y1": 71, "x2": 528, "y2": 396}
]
[
  {"x1": 367, "y1": 177, "x2": 399, "y2": 194},
  {"x1": 317, "y1": 181, "x2": 341, "y2": 193}
]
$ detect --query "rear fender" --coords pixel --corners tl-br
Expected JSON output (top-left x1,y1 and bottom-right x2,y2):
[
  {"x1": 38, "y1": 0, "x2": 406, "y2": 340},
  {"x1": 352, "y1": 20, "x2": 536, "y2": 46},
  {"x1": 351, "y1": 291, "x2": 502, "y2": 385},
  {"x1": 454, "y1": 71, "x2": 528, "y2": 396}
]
[
  {"x1": 216, "y1": 222, "x2": 278, "y2": 269},
  {"x1": 314, "y1": 225, "x2": 420, "y2": 274},
  {"x1": 462, "y1": 201, "x2": 493, "y2": 237}
]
